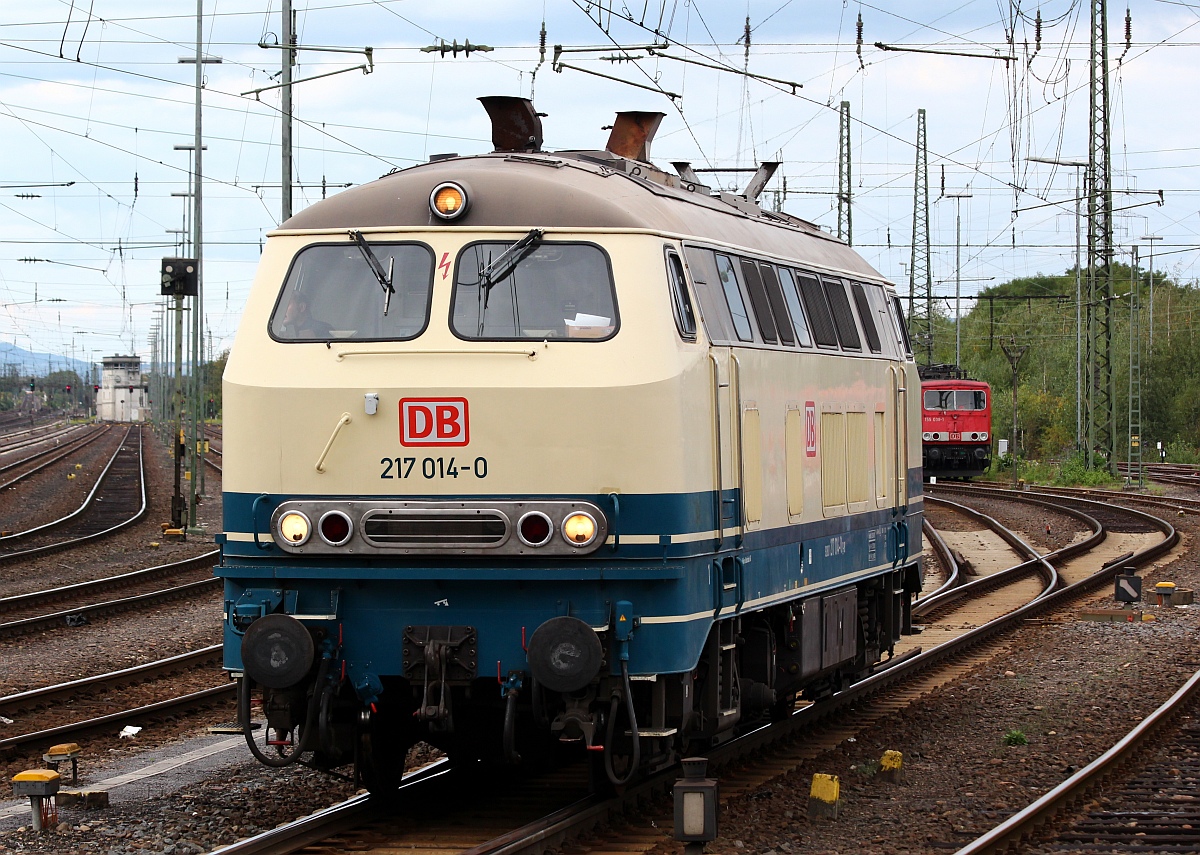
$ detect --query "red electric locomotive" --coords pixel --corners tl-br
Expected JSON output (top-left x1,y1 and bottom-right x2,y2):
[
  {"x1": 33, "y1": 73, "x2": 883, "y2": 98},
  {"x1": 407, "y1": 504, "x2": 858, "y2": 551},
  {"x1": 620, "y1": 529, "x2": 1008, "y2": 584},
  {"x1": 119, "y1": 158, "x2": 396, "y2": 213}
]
[{"x1": 920, "y1": 368, "x2": 992, "y2": 479}]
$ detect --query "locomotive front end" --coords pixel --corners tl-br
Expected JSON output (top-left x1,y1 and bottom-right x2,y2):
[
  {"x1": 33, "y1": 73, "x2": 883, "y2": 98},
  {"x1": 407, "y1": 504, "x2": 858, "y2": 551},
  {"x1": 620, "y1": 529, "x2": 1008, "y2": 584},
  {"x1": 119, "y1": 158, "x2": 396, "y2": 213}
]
[
  {"x1": 218, "y1": 165, "x2": 715, "y2": 785},
  {"x1": 219, "y1": 100, "x2": 925, "y2": 791}
]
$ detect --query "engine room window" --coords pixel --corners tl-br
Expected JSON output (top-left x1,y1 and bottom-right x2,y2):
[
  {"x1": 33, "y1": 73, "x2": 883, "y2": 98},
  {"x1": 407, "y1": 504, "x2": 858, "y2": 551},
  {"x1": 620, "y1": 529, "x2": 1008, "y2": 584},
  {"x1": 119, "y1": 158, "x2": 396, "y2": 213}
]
[
  {"x1": 758, "y1": 263, "x2": 796, "y2": 347},
  {"x1": 823, "y1": 277, "x2": 862, "y2": 351},
  {"x1": 890, "y1": 296, "x2": 914, "y2": 356},
  {"x1": 451, "y1": 240, "x2": 617, "y2": 341},
  {"x1": 271, "y1": 242, "x2": 434, "y2": 341},
  {"x1": 715, "y1": 254, "x2": 754, "y2": 342},
  {"x1": 777, "y1": 268, "x2": 814, "y2": 347},
  {"x1": 797, "y1": 273, "x2": 840, "y2": 349},
  {"x1": 738, "y1": 257, "x2": 779, "y2": 344},
  {"x1": 850, "y1": 282, "x2": 882, "y2": 353}
]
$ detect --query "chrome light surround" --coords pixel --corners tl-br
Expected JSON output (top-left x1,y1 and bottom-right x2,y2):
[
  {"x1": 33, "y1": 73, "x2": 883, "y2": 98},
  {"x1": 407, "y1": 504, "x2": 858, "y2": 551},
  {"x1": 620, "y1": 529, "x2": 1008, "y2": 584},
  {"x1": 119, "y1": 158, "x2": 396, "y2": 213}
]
[
  {"x1": 561, "y1": 511, "x2": 599, "y2": 548},
  {"x1": 277, "y1": 510, "x2": 312, "y2": 546},
  {"x1": 318, "y1": 510, "x2": 354, "y2": 546},
  {"x1": 517, "y1": 511, "x2": 555, "y2": 547}
]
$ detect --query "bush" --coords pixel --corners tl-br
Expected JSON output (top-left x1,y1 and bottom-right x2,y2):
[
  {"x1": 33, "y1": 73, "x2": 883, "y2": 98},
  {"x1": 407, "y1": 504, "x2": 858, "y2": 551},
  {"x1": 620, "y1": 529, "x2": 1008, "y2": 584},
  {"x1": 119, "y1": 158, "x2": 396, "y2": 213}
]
[
  {"x1": 1003, "y1": 729, "x2": 1028, "y2": 746},
  {"x1": 1165, "y1": 439, "x2": 1200, "y2": 465},
  {"x1": 1052, "y1": 451, "x2": 1120, "y2": 487}
]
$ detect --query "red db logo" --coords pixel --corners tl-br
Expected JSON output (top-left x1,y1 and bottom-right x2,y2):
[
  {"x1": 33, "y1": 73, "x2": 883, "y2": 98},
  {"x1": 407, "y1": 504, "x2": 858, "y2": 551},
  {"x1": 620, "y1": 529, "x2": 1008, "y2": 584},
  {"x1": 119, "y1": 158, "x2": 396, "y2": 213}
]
[
  {"x1": 804, "y1": 401, "x2": 817, "y2": 457},
  {"x1": 399, "y1": 398, "x2": 469, "y2": 447}
]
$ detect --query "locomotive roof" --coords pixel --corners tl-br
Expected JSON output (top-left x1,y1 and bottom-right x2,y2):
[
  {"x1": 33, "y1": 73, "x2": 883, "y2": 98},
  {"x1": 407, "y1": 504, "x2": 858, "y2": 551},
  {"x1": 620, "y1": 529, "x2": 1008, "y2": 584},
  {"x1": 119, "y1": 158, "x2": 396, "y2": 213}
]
[
  {"x1": 280, "y1": 149, "x2": 886, "y2": 283},
  {"x1": 920, "y1": 377, "x2": 990, "y2": 389}
]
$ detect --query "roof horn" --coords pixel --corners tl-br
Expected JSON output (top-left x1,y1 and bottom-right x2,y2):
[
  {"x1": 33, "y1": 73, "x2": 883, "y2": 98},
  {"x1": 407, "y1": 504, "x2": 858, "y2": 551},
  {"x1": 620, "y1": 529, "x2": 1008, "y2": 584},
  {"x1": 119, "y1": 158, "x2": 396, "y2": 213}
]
[
  {"x1": 478, "y1": 96, "x2": 543, "y2": 153},
  {"x1": 606, "y1": 111, "x2": 666, "y2": 162}
]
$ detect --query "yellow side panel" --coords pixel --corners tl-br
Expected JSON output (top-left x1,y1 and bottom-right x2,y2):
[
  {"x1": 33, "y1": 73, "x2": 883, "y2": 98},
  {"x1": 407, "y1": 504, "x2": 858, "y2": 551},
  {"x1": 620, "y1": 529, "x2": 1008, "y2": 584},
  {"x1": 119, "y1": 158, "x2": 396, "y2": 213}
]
[
  {"x1": 847, "y1": 411, "x2": 869, "y2": 505},
  {"x1": 875, "y1": 410, "x2": 890, "y2": 502},
  {"x1": 821, "y1": 411, "x2": 846, "y2": 514},
  {"x1": 785, "y1": 408, "x2": 804, "y2": 518},
  {"x1": 743, "y1": 407, "x2": 763, "y2": 525}
]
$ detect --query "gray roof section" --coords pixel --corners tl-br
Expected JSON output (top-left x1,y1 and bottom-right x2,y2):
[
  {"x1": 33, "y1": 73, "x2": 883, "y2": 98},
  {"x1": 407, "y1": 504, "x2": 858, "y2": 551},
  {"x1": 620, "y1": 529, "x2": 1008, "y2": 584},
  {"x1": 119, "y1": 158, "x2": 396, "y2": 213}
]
[{"x1": 282, "y1": 151, "x2": 885, "y2": 281}]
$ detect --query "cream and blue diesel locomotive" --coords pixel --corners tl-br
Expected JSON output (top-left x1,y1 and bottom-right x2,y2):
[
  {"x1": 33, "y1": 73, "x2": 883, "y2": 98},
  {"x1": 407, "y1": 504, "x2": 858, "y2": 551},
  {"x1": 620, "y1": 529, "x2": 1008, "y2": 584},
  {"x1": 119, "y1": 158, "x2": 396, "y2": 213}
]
[{"x1": 218, "y1": 97, "x2": 923, "y2": 788}]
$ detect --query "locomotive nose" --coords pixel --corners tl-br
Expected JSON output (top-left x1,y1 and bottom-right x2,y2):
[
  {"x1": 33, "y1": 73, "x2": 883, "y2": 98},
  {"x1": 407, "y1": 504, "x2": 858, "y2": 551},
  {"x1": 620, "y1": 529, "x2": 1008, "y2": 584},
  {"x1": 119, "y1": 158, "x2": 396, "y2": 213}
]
[
  {"x1": 241, "y1": 614, "x2": 316, "y2": 689},
  {"x1": 526, "y1": 616, "x2": 604, "y2": 693}
]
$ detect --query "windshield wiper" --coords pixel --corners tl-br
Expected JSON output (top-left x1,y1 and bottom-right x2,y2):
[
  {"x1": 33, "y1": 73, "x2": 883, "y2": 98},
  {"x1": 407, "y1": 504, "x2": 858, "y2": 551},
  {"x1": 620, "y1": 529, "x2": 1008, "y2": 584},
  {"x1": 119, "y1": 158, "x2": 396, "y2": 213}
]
[
  {"x1": 479, "y1": 228, "x2": 544, "y2": 304},
  {"x1": 348, "y1": 230, "x2": 396, "y2": 315}
]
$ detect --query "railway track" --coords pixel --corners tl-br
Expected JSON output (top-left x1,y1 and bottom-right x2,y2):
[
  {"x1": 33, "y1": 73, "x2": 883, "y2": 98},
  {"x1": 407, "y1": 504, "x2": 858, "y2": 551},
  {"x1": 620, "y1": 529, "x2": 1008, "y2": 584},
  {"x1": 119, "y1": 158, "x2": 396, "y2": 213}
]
[
  {"x1": 0, "y1": 421, "x2": 83, "y2": 455},
  {"x1": 0, "y1": 424, "x2": 146, "y2": 562},
  {"x1": 961, "y1": 662, "x2": 1200, "y2": 854},
  {"x1": 202, "y1": 485, "x2": 1180, "y2": 855},
  {"x1": 0, "y1": 549, "x2": 219, "y2": 625},
  {"x1": 0, "y1": 423, "x2": 109, "y2": 496},
  {"x1": 0, "y1": 646, "x2": 231, "y2": 762},
  {"x1": 924, "y1": 483, "x2": 1200, "y2": 853}
]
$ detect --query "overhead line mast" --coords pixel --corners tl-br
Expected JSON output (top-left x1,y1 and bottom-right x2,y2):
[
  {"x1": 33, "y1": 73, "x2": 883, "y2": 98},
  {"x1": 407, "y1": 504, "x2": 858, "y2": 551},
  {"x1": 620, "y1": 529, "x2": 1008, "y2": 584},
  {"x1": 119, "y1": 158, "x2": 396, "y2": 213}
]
[
  {"x1": 837, "y1": 101, "x2": 852, "y2": 246},
  {"x1": 909, "y1": 108, "x2": 932, "y2": 367},
  {"x1": 1086, "y1": 0, "x2": 1115, "y2": 470}
]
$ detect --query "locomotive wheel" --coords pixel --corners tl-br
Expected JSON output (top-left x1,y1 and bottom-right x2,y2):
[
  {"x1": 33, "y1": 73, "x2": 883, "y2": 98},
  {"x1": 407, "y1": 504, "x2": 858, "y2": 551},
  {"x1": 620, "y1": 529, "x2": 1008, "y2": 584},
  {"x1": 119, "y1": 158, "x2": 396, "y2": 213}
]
[
  {"x1": 770, "y1": 691, "x2": 798, "y2": 721},
  {"x1": 355, "y1": 709, "x2": 412, "y2": 793}
]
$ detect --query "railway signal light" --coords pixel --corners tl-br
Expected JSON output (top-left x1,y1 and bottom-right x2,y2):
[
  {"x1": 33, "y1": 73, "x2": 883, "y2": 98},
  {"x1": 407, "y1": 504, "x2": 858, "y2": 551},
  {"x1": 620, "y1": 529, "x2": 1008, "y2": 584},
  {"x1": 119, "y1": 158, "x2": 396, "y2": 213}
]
[
  {"x1": 160, "y1": 257, "x2": 198, "y2": 296},
  {"x1": 93, "y1": 385, "x2": 99, "y2": 393},
  {"x1": 28, "y1": 378, "x2": 34, "y2": 391},
  {"x1": 65, "y1": 385, "x2": 71, "y2": 393}
]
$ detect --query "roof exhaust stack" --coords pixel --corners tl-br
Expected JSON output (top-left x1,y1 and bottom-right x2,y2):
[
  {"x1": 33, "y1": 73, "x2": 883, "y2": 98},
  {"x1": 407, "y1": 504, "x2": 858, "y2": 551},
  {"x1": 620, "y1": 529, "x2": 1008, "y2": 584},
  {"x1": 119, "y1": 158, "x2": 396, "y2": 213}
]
[
  {"x1": 478, "y1": 96, "x2": 543, "y2": 153},
  {"x1": 743, "y1": 161, "x2": 781, "y2": 201},
  {"x1": 606, "y1": 111, "x2": 666, "y2": 162}
]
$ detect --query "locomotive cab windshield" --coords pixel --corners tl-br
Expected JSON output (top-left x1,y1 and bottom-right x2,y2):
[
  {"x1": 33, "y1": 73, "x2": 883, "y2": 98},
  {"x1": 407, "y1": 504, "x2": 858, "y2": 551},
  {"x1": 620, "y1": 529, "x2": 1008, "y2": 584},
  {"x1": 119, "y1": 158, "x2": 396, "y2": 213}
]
[
  {"x1": 452, "y1": 238, "x2": 618, "y2": 340},
  {"x1": 270, "y1": 241, "x2": 434, "y2": 341}
]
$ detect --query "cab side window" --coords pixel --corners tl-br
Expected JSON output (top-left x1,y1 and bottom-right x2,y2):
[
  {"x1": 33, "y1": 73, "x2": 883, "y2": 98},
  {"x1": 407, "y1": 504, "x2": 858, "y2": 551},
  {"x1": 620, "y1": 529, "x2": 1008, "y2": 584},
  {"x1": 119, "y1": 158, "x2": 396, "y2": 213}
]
[{"x1": 665, "y1": 250, "x2": 697, "y2": 341}]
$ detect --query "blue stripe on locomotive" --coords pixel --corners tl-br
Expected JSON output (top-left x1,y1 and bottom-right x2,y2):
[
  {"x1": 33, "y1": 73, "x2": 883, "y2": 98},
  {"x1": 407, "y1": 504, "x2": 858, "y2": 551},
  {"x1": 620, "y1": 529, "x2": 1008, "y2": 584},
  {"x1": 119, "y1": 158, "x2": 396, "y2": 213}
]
[{"x1": 217, "y1": 479, "x2": 922, "y2": 687}]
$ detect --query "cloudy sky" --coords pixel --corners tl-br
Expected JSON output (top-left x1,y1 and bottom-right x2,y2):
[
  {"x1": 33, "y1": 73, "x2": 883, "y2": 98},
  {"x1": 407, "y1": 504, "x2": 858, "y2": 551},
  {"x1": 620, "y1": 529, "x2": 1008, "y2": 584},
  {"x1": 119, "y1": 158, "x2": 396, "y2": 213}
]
[{"x1": 0, "y1": 0, "x2": 1196, "y2": 370}]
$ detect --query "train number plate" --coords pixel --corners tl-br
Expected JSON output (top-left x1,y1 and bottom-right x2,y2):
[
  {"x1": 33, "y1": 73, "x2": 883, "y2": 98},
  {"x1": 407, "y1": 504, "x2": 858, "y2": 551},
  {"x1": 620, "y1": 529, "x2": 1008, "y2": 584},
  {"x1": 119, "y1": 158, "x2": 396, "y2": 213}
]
[{"x1": 949, "y1": 432, "x2": 961, "y2": 441}]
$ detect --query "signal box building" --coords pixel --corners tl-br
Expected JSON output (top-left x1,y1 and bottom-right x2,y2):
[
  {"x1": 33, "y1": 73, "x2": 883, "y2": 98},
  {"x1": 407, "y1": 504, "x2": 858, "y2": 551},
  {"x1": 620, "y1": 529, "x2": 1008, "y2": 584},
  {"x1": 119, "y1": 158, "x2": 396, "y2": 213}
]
[{"x1": 97, "y1": 355, "x2": 146, "y2": 422}]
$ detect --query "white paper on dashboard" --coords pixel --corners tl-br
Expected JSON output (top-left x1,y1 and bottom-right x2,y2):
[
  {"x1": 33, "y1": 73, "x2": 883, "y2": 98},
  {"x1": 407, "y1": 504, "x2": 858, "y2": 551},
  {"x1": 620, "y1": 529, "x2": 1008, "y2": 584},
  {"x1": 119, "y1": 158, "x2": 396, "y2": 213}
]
[{"x1": 566, "y1": 313, "x2": 611, "y2": 326}]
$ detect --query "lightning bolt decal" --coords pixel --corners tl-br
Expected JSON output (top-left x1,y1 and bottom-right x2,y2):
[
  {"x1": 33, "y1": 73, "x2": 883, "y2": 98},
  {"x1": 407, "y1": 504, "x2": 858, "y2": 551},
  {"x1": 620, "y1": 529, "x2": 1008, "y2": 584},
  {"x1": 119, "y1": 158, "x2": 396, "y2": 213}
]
[{"x1": 438, "y1": 251, "x2": 451, "y2": 280}]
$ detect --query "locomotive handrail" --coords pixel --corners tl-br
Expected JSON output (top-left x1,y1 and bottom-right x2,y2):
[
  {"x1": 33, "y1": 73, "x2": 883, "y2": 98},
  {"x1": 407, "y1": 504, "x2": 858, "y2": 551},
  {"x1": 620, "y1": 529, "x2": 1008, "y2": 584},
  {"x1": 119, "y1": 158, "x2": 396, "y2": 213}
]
[
  {"x1": 315, "y1": 412, "x2": 352, "y2": 473},
  {"x1": 607, "y1": 492, "x2": 620, "y2": 552},
  {"x1": 708, "y1": 352, "x2": 724, "y2": 549},
  {"x1": 893, "y1": 365, "x2": 908, "y2": 507},
  {"x1": 335, "y1": 347, "x2": 543, "y2": 360},
  {"x1": 251, "y1": 493, "x2": 273, "y2": 551},
  {"x1": 730, "y1": 352, "x2": 745, "y2": 546}
]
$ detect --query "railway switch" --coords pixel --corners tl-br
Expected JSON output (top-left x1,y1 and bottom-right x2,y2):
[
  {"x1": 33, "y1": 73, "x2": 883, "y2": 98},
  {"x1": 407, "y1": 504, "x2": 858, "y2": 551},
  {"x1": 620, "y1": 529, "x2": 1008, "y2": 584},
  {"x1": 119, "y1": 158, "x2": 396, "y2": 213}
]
[
  {"x1": 673, "y1": 757, "x2": 718, "y2": 850},
  {"x1": 12, "y1": 769, "x2": 60, "y2": 831}
]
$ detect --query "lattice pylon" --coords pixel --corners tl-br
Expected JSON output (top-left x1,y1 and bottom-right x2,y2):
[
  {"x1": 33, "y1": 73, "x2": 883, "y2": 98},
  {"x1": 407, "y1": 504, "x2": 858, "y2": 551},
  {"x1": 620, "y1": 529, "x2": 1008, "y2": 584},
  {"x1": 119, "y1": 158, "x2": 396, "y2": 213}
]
[{"x1": 837, "y1": 101, "x2": 852, "y2": 246}]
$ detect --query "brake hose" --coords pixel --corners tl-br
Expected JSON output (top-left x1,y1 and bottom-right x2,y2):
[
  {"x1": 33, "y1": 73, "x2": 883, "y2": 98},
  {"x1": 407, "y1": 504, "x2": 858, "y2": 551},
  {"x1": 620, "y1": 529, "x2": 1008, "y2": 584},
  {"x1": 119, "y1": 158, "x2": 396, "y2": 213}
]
[
  {"x1": 603, "y1": 660, "x2": 641, "y2": 786},
  {"x1": 240, "y1": 657, "x2": 331, "y2": 768}
]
